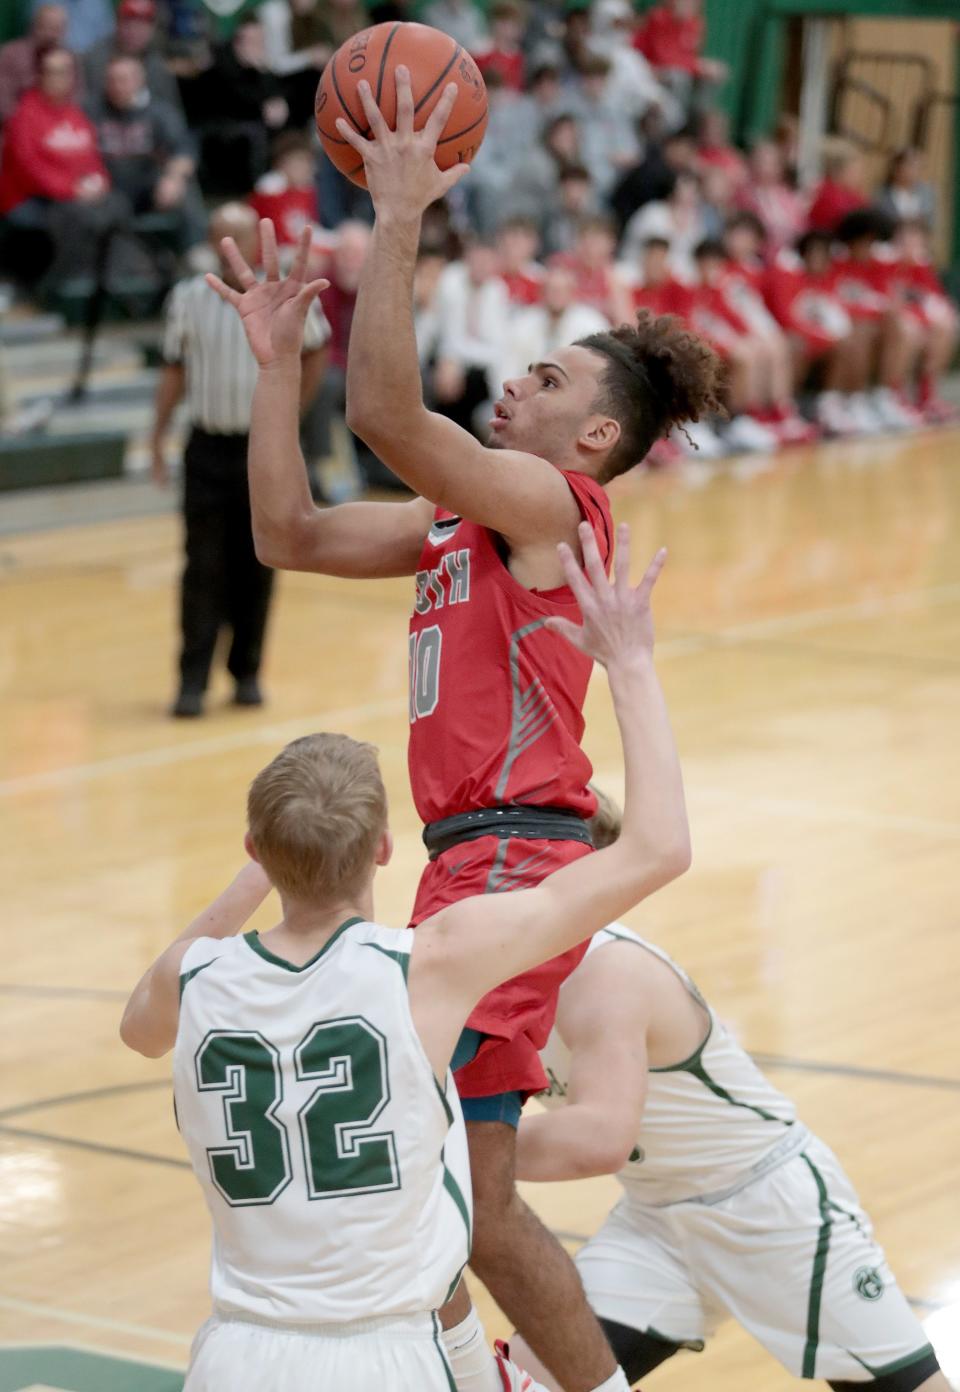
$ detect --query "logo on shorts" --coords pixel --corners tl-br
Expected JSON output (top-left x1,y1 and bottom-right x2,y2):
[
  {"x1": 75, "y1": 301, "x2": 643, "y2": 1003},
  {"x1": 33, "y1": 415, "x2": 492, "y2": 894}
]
[{"x1": 854, "y1": 1266, "x2": 884, "y2": 1301}]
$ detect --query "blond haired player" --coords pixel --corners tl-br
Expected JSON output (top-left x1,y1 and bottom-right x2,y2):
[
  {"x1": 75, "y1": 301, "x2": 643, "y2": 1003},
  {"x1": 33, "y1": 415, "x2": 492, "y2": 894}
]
[
  {"x1": 508, "y1": 794, "x2": 947, "y2": 1392},
  {"x1": 120, "y1": 524, "x2": 691, "y2": 1392}
]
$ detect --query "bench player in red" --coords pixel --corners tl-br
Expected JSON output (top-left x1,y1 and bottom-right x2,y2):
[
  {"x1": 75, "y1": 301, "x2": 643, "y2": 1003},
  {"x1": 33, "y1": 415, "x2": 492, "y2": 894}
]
[{"x1": 208, "y1": 71, "x2": 721, "y2": 1392}]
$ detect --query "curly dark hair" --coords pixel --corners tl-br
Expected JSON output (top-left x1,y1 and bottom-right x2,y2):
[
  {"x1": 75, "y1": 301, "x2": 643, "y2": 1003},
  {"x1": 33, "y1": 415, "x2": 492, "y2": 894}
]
[{"x1": 576, "y1": 311, "x2": 726, "y2": 480}]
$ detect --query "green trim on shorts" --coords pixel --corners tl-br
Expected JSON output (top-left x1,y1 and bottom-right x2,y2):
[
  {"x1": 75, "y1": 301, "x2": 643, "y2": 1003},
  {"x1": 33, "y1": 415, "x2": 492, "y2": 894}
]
[
  {"x1": 432, "y1": 1312, "x2": 458, "y2": 1391},
  {"x1": 850, "y1": 1343, "x2": 938, "y2": 1379},
  {"x1": 801, "y1": 1153, "x2": 834, "y2": 1378}
]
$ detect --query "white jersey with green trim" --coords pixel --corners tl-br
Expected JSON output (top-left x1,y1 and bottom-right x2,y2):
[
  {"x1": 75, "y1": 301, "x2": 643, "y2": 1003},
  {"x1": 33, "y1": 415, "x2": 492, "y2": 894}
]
[
  {"x1": 538, "y1": 924, "x2": 802, "y2": 1208},
  {"x1": 173, "y1": 918, "x2": 471, "y2": 1326}
]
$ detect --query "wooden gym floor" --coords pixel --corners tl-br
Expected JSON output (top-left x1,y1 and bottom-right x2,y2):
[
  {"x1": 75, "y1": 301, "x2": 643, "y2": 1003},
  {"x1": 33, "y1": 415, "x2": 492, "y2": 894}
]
[{"x1": 1, "y1": 430, "x2": 959, "y2": 1390}]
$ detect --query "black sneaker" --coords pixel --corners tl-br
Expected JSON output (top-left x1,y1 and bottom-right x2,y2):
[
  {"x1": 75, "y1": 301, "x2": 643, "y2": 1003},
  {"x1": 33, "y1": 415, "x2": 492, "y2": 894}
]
[
  {"x1": 234, "y1": 677, "x2": 264, "y2": 707},
  {"x1": 171, "y1": 688, "x2": 204, "y2": 718}
]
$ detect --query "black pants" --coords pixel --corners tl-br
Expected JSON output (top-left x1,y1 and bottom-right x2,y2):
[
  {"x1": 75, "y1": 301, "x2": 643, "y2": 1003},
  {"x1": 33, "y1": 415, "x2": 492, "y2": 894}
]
[{"x1": 179, "y1": 428, "x2": 274, "y2": 693}]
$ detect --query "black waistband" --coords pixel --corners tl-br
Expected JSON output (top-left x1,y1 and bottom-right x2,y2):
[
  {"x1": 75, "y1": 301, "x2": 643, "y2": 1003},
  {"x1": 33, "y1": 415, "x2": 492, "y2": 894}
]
[{"x1": 422, "y1": 806, "x2": 594, "y2": 860}]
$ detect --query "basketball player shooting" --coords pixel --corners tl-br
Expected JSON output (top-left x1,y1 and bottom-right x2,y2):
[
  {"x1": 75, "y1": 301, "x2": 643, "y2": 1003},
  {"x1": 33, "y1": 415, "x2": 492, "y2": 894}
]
[
  {"x1": 120, "y1": 526, "x2": 691, "y2": 1392},
  {"x1": 207, "y1": 67, "x2": 720, "y2": 1392}
]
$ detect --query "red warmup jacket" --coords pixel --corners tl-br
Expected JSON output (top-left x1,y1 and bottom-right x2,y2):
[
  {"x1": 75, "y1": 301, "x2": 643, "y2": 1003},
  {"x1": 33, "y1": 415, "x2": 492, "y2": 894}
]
[
  {"x1": 0, "y1": 88, "x2": 107, "y2": 214},
  {"x1": 632, "y1": 278, "x2": 693, "y2": 318},
  {"x1": 806, "y1": 179, "x2": 868, "y2": 233},
  {"x1": 633, "y1": 5, "x2": 705, "y2": 75}
]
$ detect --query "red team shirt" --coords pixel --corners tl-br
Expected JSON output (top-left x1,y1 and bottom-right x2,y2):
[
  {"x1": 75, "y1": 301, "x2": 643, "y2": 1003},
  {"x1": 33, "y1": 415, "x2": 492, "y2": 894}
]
[{"x1": 408, "y1": 469, "x2": 613, "y2": 1098}]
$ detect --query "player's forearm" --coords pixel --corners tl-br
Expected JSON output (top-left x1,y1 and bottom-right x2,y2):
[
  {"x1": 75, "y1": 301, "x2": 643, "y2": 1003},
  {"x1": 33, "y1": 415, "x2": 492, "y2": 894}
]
[
  {"x1": 172, "y1": 862, "x2": 272, "y2": 946},
  {"x1": 610, "y1": 655, "x2": 690, "y2": 884},
  {"x1": 517, "y1": 1105, "x2": 634, "y2": 1181},
  {"x1": 120, "y1": 865, "x2": 271, "y2": 1058},
  {"x1": 344, "y1": 215, "x2": 431, "y2": 464},
  {"x1": 250, "y1": 358, "x2": 320, "y2": 567}
]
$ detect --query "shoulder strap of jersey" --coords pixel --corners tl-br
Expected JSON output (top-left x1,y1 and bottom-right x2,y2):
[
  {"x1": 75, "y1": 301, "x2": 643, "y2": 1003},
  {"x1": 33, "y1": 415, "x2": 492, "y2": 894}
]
[
  {"x1": 586, "y1": 924, "x2": 709, "y2": 1013},
  {"x1": 560, "y1": 469, "x2": 613, "y2": 566}
]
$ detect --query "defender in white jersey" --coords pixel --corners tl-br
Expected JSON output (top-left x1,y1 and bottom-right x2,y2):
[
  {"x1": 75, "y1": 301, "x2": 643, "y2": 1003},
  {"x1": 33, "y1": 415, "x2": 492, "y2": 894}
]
[
  {"x1": 511, "y1": 910, "x2": 945, "y2": 1392},
  {"x1": 119, "y1": 523, "x2": 692, "y2": 1392}
]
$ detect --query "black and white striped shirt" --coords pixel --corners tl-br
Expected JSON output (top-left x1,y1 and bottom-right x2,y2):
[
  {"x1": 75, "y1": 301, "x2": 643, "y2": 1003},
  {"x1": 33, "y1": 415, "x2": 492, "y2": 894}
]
[{"x1": 162, "y1": 274, "x2": 329, "y2": 435}]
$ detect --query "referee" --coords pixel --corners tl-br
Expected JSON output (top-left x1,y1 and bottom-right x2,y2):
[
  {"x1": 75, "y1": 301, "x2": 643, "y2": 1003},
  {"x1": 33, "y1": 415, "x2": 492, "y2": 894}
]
[{"x1": 151, "y1": 203, "x2": 328, "y2": 718}]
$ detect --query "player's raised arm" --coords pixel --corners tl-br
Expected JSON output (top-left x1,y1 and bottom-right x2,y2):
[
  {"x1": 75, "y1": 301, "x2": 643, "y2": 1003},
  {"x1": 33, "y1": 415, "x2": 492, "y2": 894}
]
[
  {"x1": 411, "y1": 522, "x2": 691, "y2": 1075},
  {"x1": 207, "y1": 222, "x2": 435, "y2": 578},
  {"x1": 335, "y1": 68, "x2": 583, "y2": 548},
  {"x1": 119, "y1": 862, "x2": 272, "y2": 1058}
]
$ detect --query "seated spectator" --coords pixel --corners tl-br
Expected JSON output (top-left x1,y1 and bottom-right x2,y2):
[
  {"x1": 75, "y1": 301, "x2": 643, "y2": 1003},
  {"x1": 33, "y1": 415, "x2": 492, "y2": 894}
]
[
  {"x1": 502, "y1": 111, "x2": 584, "y2": 236},
  {"x1": 422, "y1": 0, "x2": 489, "y2": 52},
  {"x1": 432, "y1": 237, "x2": 509, "y2": 433},
  {"x1": 542, "y1": 163, "x2": 596, "y2": 257},
  {"x1": 588, "y1": 0, "x2": 681, "y2": 127},
  {"x1": 0, "y1": 4, "x2": 68, "y2": 123},
  {"x1": 462, "y1": 68, "x2": 526, "y2": 235},
  {"x1": 259, "y1": 0, "x2": 332, "y2": 79},
  {"x1": 609, "y1": 123, "x2": 697, "y2": 233},
  {"x1": 84, "y1": 0, "x2": 182, "y2": 114},
  {"x1": 550, "y1": 213, "x2": 632, "y2": 324},
  {"x1": 572, "y1": 54, "x2": 640, "y2": 200},
  {"x1": 90, "y1": 55, "x2": 203, "y2": 249},
  {"x1": 699, "y1": 162, "x2": 733, "y2": 239},
  {"x1": 890, "y1": 218, "x2": 958, "y2": 423},
  {"x1": 475, "y1": 1, "x2": 525, "y2": 91},
  {"x1": 876, "y1": 147, "x2": 937, "y2": 228},
  {"x1": 187, "y1": 18, "x2": 289, "y2": 195},
  {"x1": 807, "y1": 145, "x2": 869, "y2": 234},
  {"x1": 765, "y1": 230, "x2": 862, "y2": 437},
  {"x1": 31, "y1": 0, "x2": 114, "y2": 55},
  {"x1": 686, "y1": 239, "x2": 782, "y2": 452},
  {"x1": 0, "y1": 46, "x2": 129, "y2": 287},
  {"x1": 496, "y1": 216, "x2": 545, "y2": 307},
  {"x1": 513, "y1": 61, "x2": 564, "y2": 146},
  {"x1": 628, "y1": 235, "x2": 696, "y2": 317},
  {"x1": 632, "y1": 0, "x2": 727, "y2": 111},
  {"x1": 0, "y1": 48, "x2": 106, "y2": 216},
  {"x1": 497, "y1": 264, "x2": 608, "y2": 382},
  {"x1": 696, "y1": 108, "x2": 747, "y2": 191},
  {"x1": 828, "y1": 208, "x2": 924, "y2": 431},
  {"x1": 735, "y1": 138, "x2": 806, "y2": 253},
  {"x1": 719, "y1": 215, "x2": 815, "y2": 443},
  {"x1": 621, "y1": 169, "x2": 708, "y2": 280},
  {"x1": 249, "y1": 132, "x2": 319, "y2": 247}
]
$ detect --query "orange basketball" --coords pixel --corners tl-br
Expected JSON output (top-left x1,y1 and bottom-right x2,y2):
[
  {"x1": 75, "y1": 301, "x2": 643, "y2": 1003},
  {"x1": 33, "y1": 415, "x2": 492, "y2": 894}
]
[{"x1": 315, "y1": 22, "x2": 488, "y2": 188}]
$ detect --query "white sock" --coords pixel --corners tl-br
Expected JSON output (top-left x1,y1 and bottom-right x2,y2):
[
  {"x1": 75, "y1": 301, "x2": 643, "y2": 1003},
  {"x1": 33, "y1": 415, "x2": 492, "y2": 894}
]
[
  {"x1": 589, "y1": 1370, "x2": 631, "y2": 1392},
  {"x1": 441, "y1": 1309, "x2": 502, "y2": 1392}
]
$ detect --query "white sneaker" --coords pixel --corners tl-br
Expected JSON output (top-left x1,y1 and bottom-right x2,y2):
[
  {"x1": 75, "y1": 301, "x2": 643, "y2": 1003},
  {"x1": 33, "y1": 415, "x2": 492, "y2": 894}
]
[
  {"x1": 723, "y1": 413, "x2": 779, "y2": 453},
  {"x1": 815, "y1": 391, "x2": 860, "y2": 438},
  {"x1": 672, "y1": 418, "x2": 726, "y2": 458},
  {"x1": 494, "y1": 1341, "x2": 551, "y2": 1391},
  {"x1": 846, "y1": 392, "x2": 884, "y2": 435},
  {"x1": 868, "y1": 387, "x2": 921, "y2": 433}
]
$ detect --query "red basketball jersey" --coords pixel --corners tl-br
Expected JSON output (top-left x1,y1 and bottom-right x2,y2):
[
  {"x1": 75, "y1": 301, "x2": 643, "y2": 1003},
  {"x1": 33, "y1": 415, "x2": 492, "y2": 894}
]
[{"x1": 408, "y1": 470, "x2": 613, "y2": 825}]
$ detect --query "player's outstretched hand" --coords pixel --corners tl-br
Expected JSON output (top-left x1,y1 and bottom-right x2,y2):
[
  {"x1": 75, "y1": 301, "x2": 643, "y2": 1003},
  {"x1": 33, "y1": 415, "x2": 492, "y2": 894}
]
[
  {"x1": 336, "y1": 66, "x2": 469, "y2": 221},
  {"x1": 545, "y1": 522, "x2": 666, "y2": 671},
  {"x1": 206, "y1": 222, "x2": 329, "y2": 368}
]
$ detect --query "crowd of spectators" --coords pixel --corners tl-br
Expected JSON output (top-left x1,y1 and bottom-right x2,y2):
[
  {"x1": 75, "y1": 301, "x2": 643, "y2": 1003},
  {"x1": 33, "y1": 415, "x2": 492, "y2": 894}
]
[{"x1": 0, "y1": 0, "x2": 957, "y2": 472}]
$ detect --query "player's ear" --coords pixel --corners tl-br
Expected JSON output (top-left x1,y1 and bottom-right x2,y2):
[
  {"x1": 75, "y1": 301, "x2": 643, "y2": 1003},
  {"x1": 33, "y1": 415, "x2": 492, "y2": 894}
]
[
  {"x1": 244, "y1": 831, "x2": 260, "y2": 864},
  {"x1": 580, "y1": 414, "x2": 621, "y2": 455},
  {"x1": 374, "y1": 828, "x2": 394, "y2": 869}
]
